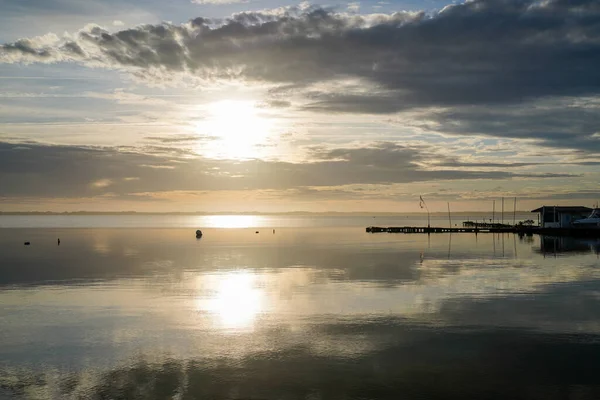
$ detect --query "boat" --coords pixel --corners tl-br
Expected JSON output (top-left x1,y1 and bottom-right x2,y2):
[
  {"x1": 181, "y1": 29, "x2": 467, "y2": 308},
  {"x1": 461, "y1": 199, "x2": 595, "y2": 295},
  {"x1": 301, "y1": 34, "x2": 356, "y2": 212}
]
[{"x1": 572, "y1": 208, "x2": 600, "y2": 228}]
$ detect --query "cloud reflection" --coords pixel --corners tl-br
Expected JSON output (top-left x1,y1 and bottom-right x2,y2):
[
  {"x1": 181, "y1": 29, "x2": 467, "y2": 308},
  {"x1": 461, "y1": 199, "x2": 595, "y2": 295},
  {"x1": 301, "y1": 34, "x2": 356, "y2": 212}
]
[{"x1": 4, "y1": 319, "x2": 600, "y2": 399}]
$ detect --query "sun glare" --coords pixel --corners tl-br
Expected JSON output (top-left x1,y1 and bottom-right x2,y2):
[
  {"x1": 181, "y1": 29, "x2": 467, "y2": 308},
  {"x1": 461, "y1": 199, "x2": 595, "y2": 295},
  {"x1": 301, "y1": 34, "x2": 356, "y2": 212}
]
[
  {"x1": 195, "y1": 100, "x2": 274, "y2": 159},
  {"x1": 197, "y1": 271, "x2": 264, "y2": 330},
  {"x1": 202, "y1": 215, "x2": 264, "y2": 228}
]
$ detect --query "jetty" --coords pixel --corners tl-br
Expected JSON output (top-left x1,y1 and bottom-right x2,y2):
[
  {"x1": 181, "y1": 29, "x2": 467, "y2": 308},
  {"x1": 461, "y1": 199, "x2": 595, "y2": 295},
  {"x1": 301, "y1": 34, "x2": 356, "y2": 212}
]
[
  {"x1": 366, "y1": 204, "x2": 600, "y2": 237},
  {"x1": 367, "y1": 226, "x2": 513, "y2": 234},
  {"x1": 365, "y1": 225, "x2": 600, "y2": 237}
]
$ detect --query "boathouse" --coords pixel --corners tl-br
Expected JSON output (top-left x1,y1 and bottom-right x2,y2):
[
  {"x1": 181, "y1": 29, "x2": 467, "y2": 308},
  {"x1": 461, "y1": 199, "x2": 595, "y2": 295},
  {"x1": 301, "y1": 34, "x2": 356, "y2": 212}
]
[{"x1": 531, "y1": 206, "x2": 592, "y2": 228}]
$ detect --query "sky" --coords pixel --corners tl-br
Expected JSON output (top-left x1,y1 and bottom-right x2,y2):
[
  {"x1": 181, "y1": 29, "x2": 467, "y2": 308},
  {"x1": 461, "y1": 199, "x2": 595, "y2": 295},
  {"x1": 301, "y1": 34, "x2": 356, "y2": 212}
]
[{"x1": 1, "y1": 0, "x2": 599, "y2": 213}]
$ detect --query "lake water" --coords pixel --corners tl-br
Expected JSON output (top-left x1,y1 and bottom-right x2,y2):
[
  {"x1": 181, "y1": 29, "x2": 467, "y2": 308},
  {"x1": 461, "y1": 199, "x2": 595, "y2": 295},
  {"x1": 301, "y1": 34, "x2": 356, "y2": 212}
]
[{"x1": 1, "y1": 216, "x2": 600, "y2": 399}]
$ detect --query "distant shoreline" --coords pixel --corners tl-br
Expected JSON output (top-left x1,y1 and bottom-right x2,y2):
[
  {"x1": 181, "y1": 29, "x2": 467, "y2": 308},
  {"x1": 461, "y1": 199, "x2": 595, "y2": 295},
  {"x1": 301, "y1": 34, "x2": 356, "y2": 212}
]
[{"x1": 0, "y1": 211, "x2": 534, "y2": 216}]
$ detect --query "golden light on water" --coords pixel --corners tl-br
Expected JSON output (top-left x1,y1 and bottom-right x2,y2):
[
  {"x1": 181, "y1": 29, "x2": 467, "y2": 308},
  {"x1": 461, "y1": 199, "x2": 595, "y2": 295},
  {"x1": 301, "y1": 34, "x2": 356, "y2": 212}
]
[
  {"x1": 195, "y1": 100, "x2": 274, "y2": 160},
  {"x1": 202, "y1": 215, "x2": 264, "y2": 228},
  {"x1": 197, "y1": 271, "x2": 264, "y2": 330}
]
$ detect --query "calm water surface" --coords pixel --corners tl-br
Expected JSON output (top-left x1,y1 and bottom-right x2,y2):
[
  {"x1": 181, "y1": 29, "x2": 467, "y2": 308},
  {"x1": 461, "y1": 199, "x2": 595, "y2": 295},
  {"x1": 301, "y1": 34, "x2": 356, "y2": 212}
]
[
  {"x1": 1, "y1": 220, "x2": 600, "y2": 399},
  {"x1": 0, "y1": 213, "x2": 535, "y2": 228}
]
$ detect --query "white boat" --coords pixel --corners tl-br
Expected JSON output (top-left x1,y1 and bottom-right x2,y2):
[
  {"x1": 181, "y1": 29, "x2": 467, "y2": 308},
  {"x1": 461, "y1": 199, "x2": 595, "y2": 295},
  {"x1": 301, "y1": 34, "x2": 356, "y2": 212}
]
[{"x1": 572, "y1": 208, "x2": 600, "y2": 228}]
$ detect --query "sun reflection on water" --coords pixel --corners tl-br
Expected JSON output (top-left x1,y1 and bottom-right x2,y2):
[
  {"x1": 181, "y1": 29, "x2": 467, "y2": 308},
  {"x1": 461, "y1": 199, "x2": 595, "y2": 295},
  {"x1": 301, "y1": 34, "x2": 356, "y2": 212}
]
[
  {"x1": 202, "y1": 215, "x2": 264, "y2": 228},
  {"x1": 196, "y1": 271, "x2": 264, "y2": 330}
]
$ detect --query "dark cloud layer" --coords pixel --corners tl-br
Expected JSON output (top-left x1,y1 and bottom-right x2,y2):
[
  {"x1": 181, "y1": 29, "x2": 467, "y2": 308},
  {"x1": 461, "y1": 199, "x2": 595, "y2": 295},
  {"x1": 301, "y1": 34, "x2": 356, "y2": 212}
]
[
  {"x1": 0, "y1": 141, "x2": 574, "y2": 199},
  {"x1": 2, "y1": 0, "x2": 600, "y2": 108},
  {"x1": 419, "y1": 103, "x2": 600, "y2": 152}
]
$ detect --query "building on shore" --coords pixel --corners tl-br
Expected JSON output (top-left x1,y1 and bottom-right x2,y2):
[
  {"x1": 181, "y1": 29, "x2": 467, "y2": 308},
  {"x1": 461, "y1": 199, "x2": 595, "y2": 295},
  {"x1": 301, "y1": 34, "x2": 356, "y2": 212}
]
[{"x1": 531, "y1": 206, "x2": 592, "y2": 228}]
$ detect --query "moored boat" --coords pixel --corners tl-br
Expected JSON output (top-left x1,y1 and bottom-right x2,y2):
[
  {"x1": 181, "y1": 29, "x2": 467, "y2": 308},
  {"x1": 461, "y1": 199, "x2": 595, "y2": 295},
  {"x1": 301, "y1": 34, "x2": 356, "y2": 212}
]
[{"x1": 573, "y1": 208, "x2": 600, "y2": 228}]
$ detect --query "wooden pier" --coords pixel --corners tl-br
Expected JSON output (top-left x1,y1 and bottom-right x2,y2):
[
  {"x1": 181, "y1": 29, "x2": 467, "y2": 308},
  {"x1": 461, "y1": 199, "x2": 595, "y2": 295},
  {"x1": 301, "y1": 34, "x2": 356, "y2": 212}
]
[{"x1": 366, "y1": 226, "x2": 600, "y2": 237}]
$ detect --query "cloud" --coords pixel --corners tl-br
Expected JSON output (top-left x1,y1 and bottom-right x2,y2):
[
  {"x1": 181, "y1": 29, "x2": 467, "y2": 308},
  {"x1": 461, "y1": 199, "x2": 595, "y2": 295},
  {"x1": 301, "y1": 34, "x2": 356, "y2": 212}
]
[
  {"x1": 257, "y1": 99, "x2": 292, "y2": 109},
  {"x1": 85, "y1": 89, "x2": 173, "y2": 106},
  {"x1": 1, "y1": 0, "x2": 599, "y2": 106},
  {"x1": 402, "y1": 99, "x2": 600, "y2": 153},
  {"x1": 139, "y1": 164, "x2": 177, "y2": 169},
  {"x1": 0, "y1": 141, "x2": 580, "y2": 200},
  {"x1": 3, "y1": 0, "x2": 600, "y2": 153},
  {"x1": 347, "y1": 2, "x2": 360, "y2": 12},
  {"x1": 91, "y1": 178, "x2": 113, "y2": 188},
  {"x1": 145, "y1": 135, "x2": 201, "y2": 143},
  {"x1": 191, "y1": 0, "x2": 248, "y2": 4}
]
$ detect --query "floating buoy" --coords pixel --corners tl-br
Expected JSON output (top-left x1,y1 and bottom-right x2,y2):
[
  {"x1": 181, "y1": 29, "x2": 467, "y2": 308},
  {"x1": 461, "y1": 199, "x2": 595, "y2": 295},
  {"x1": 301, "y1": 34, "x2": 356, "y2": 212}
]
[
  {"x1": 255, "y1": 231, "x2": 259, "y2": 234},
  {"x1": 24, "y1": 242, "x2": 30, "y2": 246},
  {"x1": 196, "y1": 230, "x2": 203, "y2": 238}
]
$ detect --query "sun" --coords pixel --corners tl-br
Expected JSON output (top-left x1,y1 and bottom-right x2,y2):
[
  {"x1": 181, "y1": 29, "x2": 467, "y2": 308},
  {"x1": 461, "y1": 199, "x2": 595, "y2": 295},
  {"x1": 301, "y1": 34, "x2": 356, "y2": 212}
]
[{"x1": 194, "y1": 100, "x2": 274, "y2": 159}]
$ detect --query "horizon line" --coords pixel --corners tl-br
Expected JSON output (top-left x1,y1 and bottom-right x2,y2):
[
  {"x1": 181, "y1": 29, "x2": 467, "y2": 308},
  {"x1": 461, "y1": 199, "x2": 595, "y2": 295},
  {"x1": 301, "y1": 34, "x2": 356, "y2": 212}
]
[{"x1": 0, "y1": 211, "x2": 537, "y2": 215}]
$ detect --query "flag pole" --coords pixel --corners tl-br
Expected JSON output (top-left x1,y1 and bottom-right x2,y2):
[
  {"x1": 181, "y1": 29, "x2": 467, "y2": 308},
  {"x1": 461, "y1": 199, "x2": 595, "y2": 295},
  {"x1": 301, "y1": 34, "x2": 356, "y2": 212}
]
[
  {"x1": 427, "y1": 204, "x2": 430, "y2": 228},
  {"x1": 447, "y1": 202, "x2": 451, "y2": 228}
]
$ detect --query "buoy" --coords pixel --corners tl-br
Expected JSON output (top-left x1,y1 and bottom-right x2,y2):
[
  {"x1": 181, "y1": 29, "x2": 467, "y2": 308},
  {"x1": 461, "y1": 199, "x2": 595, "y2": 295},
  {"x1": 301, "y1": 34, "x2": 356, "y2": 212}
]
[
  {"x1": 196, "y1": 230, "x2": 203, "y2": 238},
  {"x1": 24, "y1": 242, "x2": 30, "y2": 246},
  {"x1": 255, "y1": 231, "x2": 259, "y2": 234}
]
